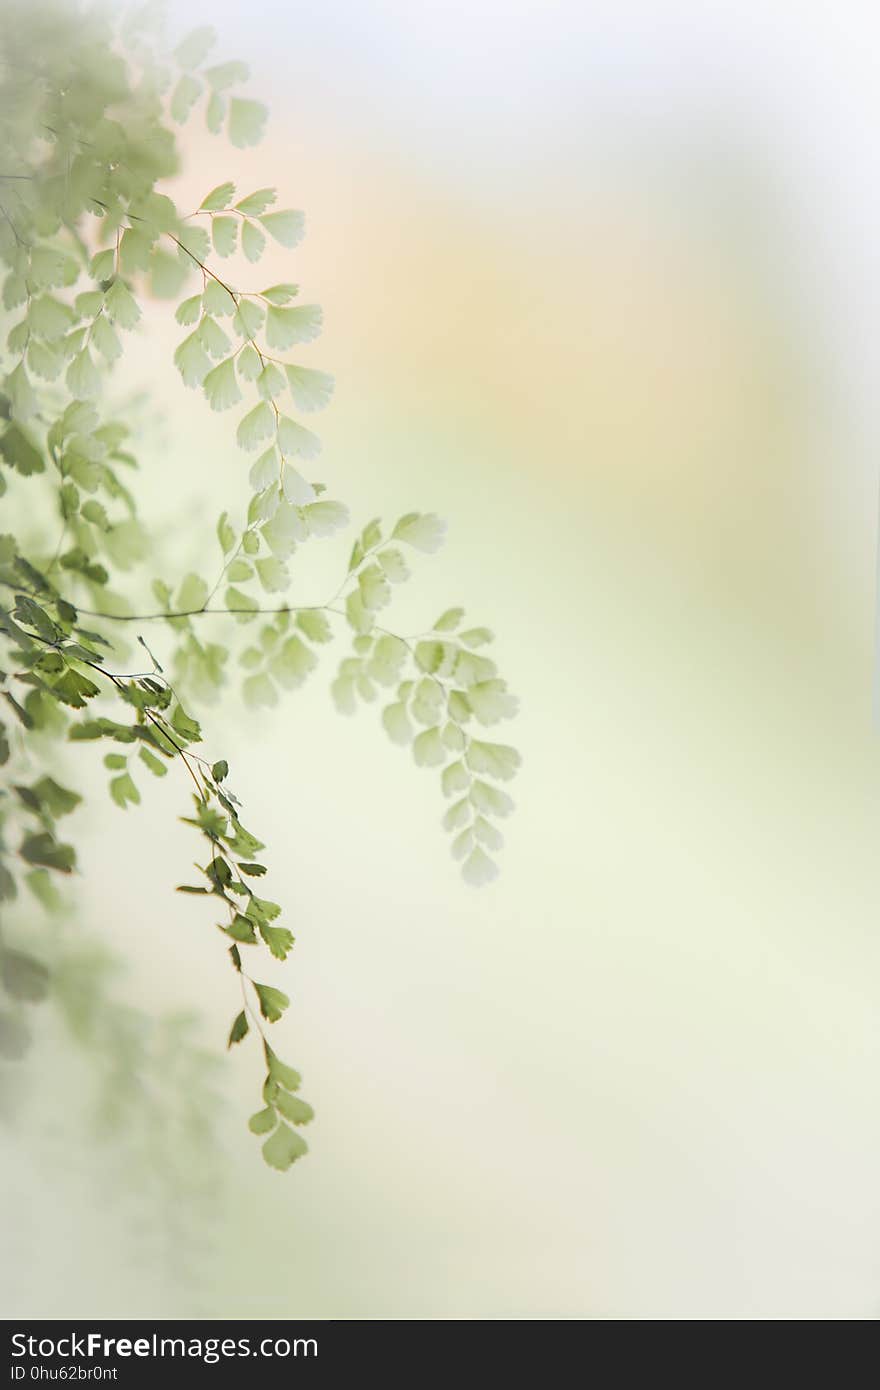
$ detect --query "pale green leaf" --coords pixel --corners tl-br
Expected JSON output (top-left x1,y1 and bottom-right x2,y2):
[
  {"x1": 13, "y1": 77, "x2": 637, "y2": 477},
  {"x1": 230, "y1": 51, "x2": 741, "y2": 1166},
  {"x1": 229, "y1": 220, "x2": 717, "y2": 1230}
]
[
  {"x1": 243, "y1": 672, "x2": 277, "y2": 707},
  {"x1": 103, "y1": 279, "x2": 140, "y2": 329},
  {"x1": 202, "y1": 356, "x2": 241, "y2": 411},
  {"x1": 269, "y1": 635, "x2": 316, "y2": 688},
  {"x1": 382, "y1": 701, "x2": 414, "y2": 746},
  {"x1": 392, "y1": 511, "x2": 447, "y2": 553},
  {"x1": 413, "y1": 727, "x2": 446, "y2": 767},
  {"x1": 465, "y1": 740, "x2": 520, "y2": 781},
  {"x1": 212, "y1": 214, "x2": 237, "y2": 257},
  {"x1": 304, "y1": 500, "x2": 349, "y2": 536},
  {"x1": 265, "y1": 304, "x2": 322, "y2": 349},
  {"x1": 241, "y1": 220, "x2": 266, "y2": 262},
  {"x1": 200, "y1": 181, "x2": 236, "y2": 211},
  {"x1": 229, "y1": 97, "x2": 268, "y2": 148},
  {"x1": 462, "y1": 846, "x2": 499, "y2": 887},
  {"x1": 236, "y1": 402, "x2": 275, "y2": 449},
  {"x1": 197, "y1": 314, "x2": 231, "y2": 358},
  {"x1": 174, "y1": 330, "x2": 211, "y2": 387},
  {"x1": 262, "y1": 1122, "x2": 308, "y2": 1171},
  {"x1": 259, "y1": 210, "x2": 304, "y2": 248},
  {"x1": 284, "y1": 364, "x2": 335, "y2": 412}
]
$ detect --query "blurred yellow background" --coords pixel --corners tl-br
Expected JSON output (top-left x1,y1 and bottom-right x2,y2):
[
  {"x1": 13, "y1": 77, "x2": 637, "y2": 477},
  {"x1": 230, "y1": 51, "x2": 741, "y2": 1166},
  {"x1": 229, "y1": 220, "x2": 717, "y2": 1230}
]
[{"x1": 5, "y1": 0, "x2": 880, "y2": 1319}]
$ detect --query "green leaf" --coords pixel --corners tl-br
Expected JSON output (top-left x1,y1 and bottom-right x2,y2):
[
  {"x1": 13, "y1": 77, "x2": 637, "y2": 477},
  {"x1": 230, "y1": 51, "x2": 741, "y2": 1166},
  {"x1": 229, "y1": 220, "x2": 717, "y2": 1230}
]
[
  {"x1": 284, "y1": 365, "x2": 335, "y2": 412},
  {"x1": 52, "y1": 668, "x2": 100, "y2": 709},
  {"x1": 25, "y1": 869, "x2": 61, "y2": 912},
  {"x1": 259, "y1": 210, "x2": 305, "y2": 248},
  {"x1": 229, "y1": 97, "x2": 268, "y2": 148},
  {"x1": 358, "y1": 564, "x2": 391, "y2": 611},
  {"x1": 0, "y1": 424, "x2": 43, "y2": 475},
  {"x1": 261, "y1": 1121, "x2": 308, "y2": 1171},
  {"x1": 104, "y1": 279, "x2": 140, "y2": 329},
  {"x1": 411, "y1": 678, "x2": 444, "y2": 726},
  {"x1": 265, "y1": 1045, "x2": 301, "y2": 1091},
  {"x1": 175, "y1": 294, "x2": 203, "y2": 326},
  {"x1": 232, "y1": 299, "x2": 265, "y2": 339},
  {"x1": 120, "y1": 227, "x2": 154, "y2": 274},
  {"x1": 259, "y1": 923, "x2": 295, "y2": 961},
  {"x1": 462, "y1": 846, "x2": 499, "y2": 887},
  {"x1": 268, "y1": 635, "x2": 316, "y2": 689},
  {"x1": 256, "y1": 556, "x2": 289, "y2": 593},
  {"x1": 248, "y1": 1106, "x2": 277, "y2": 1135},
  {"x1": 30, "y1": 294, "x2": 75, "y2": 340},
  {"x1": 225, "y1": 586, "x2": 259, "y2": 617},
  {"x1": 224, "y1": 821, "x2": 265, "y2": 857},
  {"x1": 198, "y1": 315, "x2": 231, "y2": 359},
  {"x1": 305, "y1": 500, "x2": 349, "y2": 536},
  {"x1": 243, "y1": 672, "x2": 277, "y2": 708},
  {"x1": 467, "y1": 679, "x2": 519, "y2": 725},
  {"x1": 458, "y1": 627, "x2": 494, "y2": 648},
  {"x1": 469, "y1": 780, "x2": 514, "y2": 817},
  {"x1": 203, "y1": 356, "x2": 241, "y2": 411},
  {"x1": 176, "y1": 572, "x2": 209, "y2": 613},
  {"x1": 377, "y1": 547, "x2": 409, "y2": 582},
  {"x1": 200, "y1": 275, "x2": 234, "y2": 314},
  {"x1": 236, "y1": 189, "x2": 277, "y2": 216},
  {"x1": 1, "y1": 950, "x2": 49, "y2": 1002},
  {"x1": 345, "y1": 591, "x2": 372, "y2": 636},
  {"x1": 31, "y1": 776, "x2": 81, "y2": 817},
  {"x1": 275, "y1": 1091, "x2": 314, "y2": 1126},
  {"x1": 29, "y1": 246, "x2": 78, "y2": 289},
  {"x1": 110, "y1": 773, "x2": 140, "y2": 809},
  {"x1": 392, "y1": 512, "x2": 447, "y2": 553},
  {"x1": 296, "y1": 610, "x2": 332, "y2": 643},
  {"x1": 413, "y1": 727, "x2": 446, "y2": 767},
  {"x1": 265, "y1": 304, "x2": 322, "y2": 349},
  {"x1": 435, "y1": 607, "x2": 465, "y2": 631},
  {"x1": 28, "y1": 340, "x2": 64, "y2": 380},
  {"x1": 206, "y1": 90, "x2": 226, "y2": 134},
  {"x1": 139, "y1": 747, "x2": 168, "y2": 777},
  {"x1": 276, "y1": 416, "x2": 321, "y2": 460},
  {"x1": 241, "y1": 220, "x2": 266, "y2": 262},
  {"x1": 212, "y1": 214, "x2": 238, "y2": 257},
  {"x1": 382, "y1": 701, "x2": 414, "y2": 746},
  {"x1": 254, "y1": 983, "x2": 289, "y2": 1023},
  {"x1": 175, "y1": 25, "x2": 216, "y2": 69},
  {"x1": 228, "y1": 1010, "x2": 249, "y2": 1046},
  {"x1": 441, "y1": 761, "x2": 471, "y2": 797},
  {"x1": 225, "y1": 914, "x2": 257, "y2": 944},
  {"x1": 174, "y1": 330, "x2": 212, "y2": 387},
  {"x1": 256, "y1": 362, "x2": 286, "y2": 400},
  {"x1": 465, "y1": 740, "x2": 521, "y2": 782},
  {"x1": 171, "y1": 73, "x2": 203, "y2": 122},
  {"x1": 171, "y1": 706, "x2": 202, "y2": 742},
  {"x1": 20, "y1": 833, "x2": 75, "y2": 873},
  {"x1": 260, "y1": 283, "x2": 299, "y2": 306},
  {"x1": 66, "y1": 348, "x2": 100, "y2": 398},
  {"x1": 216, "y1": 511, "x2": 236, "y2": 554},
  {"x1": 212, "y1": 760, "x2": 229, "y2": 782},
  {"x1": 236, "y1": 402, "x2": 275, "y2": 450},
  {"x1": 206, "y1": 60, "x2": 250, "y2": 90},
  {"x1": 200, "y1": 181, "x2": 236, "y2": 211},
  {"x1": 227, "y1": 559, "x2": 254, "y2": 582},
  {"x1": 91, "y1": 315, "x2": 121, "y2": 362},
  {"x1": 280, "y1": 464, "x2": 316, "y2": 507},
  {"x1": 442, "y1": 797, "x2": 471, "y2": 833}
]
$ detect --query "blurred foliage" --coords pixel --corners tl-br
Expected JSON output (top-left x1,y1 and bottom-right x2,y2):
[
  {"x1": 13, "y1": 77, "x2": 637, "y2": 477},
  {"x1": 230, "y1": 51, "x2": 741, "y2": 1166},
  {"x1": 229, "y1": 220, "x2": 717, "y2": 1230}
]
[{"x1": 0, "y1": 0, "x2": 519, "y2": 1168}]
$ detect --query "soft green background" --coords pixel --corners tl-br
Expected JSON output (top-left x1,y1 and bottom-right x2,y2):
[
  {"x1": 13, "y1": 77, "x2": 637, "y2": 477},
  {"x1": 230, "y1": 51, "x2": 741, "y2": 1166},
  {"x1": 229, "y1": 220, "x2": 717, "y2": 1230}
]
[{"x1": 5, "y1": 0, "x2": 880, "y2": 1319}]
